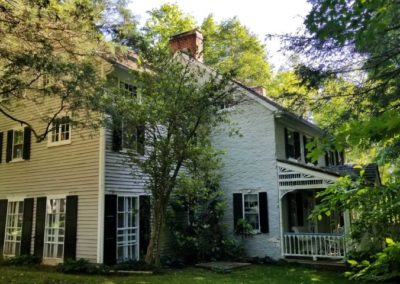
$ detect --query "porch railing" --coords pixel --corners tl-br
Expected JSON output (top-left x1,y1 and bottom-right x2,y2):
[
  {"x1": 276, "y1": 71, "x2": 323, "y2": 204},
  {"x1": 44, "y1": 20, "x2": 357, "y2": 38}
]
[{"x1": 283, "y1": 233, "x2": 346, "y2": 260}]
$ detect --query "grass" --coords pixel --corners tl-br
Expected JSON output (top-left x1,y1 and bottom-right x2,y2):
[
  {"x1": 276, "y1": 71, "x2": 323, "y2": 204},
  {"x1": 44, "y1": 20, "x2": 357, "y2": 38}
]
[{"x1": 0, "y1": 264, "x2": 354, "y2": 284}]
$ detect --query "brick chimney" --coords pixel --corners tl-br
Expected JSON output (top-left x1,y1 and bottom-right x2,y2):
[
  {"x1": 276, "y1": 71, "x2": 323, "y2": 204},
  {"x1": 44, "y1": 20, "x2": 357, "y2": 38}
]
[
  {"x1": 169, "y1": 29, "x2": 203, "y2": 62},
  {"x1": 251, "y1": 86, "x2": 266, "y2": 96}
]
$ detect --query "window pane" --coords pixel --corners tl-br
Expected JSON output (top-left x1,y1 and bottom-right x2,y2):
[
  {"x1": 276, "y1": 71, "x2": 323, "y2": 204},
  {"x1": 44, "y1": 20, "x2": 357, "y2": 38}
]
[
  {"x1": 44, "y1": 198, "x2": 66, "y2": 259},
  {"x1": 244, "y1": 194, "x2": 260, "y2": 231}
]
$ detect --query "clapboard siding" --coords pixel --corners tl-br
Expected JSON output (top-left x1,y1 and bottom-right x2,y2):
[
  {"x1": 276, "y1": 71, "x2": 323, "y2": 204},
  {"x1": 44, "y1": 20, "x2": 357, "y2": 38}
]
[
  {"x1": 0, "y1": 99, "x2": 100, "y2": 262},
  {"x1": 105, "y1": 128, "x2": 149, "y2": 194}
]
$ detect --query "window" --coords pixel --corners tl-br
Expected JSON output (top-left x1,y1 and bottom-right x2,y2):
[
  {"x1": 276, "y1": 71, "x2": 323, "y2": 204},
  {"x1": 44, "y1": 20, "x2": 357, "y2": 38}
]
[
  {"x1": 117, "y1": 196, "x2": 139, "y2": 262},
  {"x1": 122, "y1": 123, "x2": 145, "y2": 155},
  {"x1": 244, "y1": 194, "x2": 260, "y2": 231},
  {"x1": 12, "y1": 129, "x2": 24, "y2": 160},
  {"x1": 3, "y1": 201, "x2": 23, "y2": 257},
  {"x1": 120, "y1": 82, "x2": 137, "y2": 98},
  {"x1": 44, "y1": 198, "x2": 66, "y2": 259},
  {"x1": 285, "y1": 128, "x2": 301, "y2": 160},
  {"x1": 49, "y1": 116, "x2": 71, "y2": 145}
]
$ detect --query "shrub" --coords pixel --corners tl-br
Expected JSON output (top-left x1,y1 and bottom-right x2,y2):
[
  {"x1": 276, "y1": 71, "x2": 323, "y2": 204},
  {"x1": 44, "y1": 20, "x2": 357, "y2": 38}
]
[
  {"x1": 345, "y1": 238, "x2": 400, "y2": 282},
  {"x1": 56, "y1": 258, "x2": 104, "y2": 274},
  {"x1": 112, "y1": 259, "x2": 154, "y2": 271},
  {"x1": 0, "y1": 255, "x2": 41, "y2": 266}
]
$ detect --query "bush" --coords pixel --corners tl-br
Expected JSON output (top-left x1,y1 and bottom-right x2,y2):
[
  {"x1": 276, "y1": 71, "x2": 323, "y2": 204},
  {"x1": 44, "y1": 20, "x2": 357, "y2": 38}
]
[
  {"x1": 345, "y1": 238, "x2": 400, "y2": 282},
  {"x1": 56, "y1": 258, "x2": 105, "y2": 274},
  {"x1": 112, "y1": 259, "x2": 154, "y2": 271},
  {"x1": 0, "y1": 255, "x2": 41, "y2": 266}
]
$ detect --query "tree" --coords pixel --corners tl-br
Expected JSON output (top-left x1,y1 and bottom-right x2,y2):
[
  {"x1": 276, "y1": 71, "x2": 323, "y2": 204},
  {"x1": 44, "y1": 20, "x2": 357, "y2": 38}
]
[
  {"x1": 0, "y1": 0, "x2": 128, "y2": 141},
  {"x1": 141, "y1": 4, "x2": 272, "y2": 88},
  {"x1": 106, "y1": 46, "x2": 238, "y2": 266}
]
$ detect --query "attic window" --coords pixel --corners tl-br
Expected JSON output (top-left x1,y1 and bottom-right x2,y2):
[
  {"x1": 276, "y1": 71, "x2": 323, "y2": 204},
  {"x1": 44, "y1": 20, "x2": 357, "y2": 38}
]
[{"x1": 120, "y1": 82, "x2": 137, "y2": 98}]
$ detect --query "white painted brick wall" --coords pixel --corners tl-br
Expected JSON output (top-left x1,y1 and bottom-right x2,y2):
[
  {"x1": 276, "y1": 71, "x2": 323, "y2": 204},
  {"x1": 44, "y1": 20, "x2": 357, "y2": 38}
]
[{"x1": 212, "y1": 99, "x2": 282, "y2": 259}]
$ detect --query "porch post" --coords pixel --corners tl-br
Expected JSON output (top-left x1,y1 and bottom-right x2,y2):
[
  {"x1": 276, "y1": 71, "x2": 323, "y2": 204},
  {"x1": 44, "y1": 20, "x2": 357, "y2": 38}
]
[{"x1": 343, "y1": 209, "x2": 351, "y2": 257}]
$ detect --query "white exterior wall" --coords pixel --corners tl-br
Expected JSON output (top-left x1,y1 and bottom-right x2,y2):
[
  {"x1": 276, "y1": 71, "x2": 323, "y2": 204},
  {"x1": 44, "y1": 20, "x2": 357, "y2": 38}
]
[{"x1": 212, "y1": 99, "x2": 282, "y2": 259}]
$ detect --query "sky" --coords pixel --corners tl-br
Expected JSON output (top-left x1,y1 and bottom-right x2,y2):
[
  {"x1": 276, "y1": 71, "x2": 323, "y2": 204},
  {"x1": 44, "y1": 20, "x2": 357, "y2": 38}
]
[{"x1": 128, "y1": 0, "x2": 311, "y2": 70}]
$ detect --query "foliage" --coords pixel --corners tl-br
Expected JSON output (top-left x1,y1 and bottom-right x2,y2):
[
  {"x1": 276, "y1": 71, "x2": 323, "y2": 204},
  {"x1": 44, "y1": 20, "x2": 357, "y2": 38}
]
[
  {"x1": 56, "y1": 258, "x2": 105, "y2": 275},
  {"x1": 112, "y1": 259, "x2": 154, "y2": 271},
  {"x1": 345, "y1": 239, "x2": 400, "y2": 282},
  {"x1": 0, "y1": 0, "x2": 128, "y2": 141},
  {"x1": 235, "y1": 219, "x2": 255, "y2": 239},
  {"x1": 140, "y1": 3, "x2": 272, "y2": 88},
  {"x1": 0, "y1": 255, "x2": 41, "y2": 266},
  {"x1": 167, "y1": 161, "x2": 244, "y2": 263},
  {"x1": 103, "y1": 41, "x2": 239, "y2": 266}
]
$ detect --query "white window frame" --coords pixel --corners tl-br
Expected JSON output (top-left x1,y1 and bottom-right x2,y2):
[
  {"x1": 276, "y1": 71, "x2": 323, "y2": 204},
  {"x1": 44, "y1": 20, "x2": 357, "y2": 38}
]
[
  {"x1": 43, "y1": 197, "x2": 66, "y2": 262},
  {"x1": 243, "y1": 193, "x2": 261, "y2": 232},
  {"x1": 47, "y1": 115, "x2": 72, "y2": 147},
  {"x1": 3, "y1": 199, "x2": 24, "y2": 257},
  {"x1": 10, "y1": 127, "x2": 25, "y2": 162},
  {"x1": 116, "y1": 195, "x2": 139, "y2": 262}
]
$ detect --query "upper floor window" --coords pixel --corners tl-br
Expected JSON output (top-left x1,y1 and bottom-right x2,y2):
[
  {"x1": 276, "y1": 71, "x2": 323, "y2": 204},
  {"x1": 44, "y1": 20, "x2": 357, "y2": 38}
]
[
  {"x1": 284, "y1": 128, "x2": 301, "y2": 161},
  {"x1": 122, "y1": 123, "x2": 145, "y2": 155},
  {"x1": 12, "y1": 129, "x2": 24, "y2": 160},
  {"x1": 120, "y1": 82, "x2": 137, "y2": 98},
  {"x1": 48, "y1": 116, "x2": 71, "y2": 146},
  {"x1": 6, "y1": 127, "x2": 31, "y2": 162}
]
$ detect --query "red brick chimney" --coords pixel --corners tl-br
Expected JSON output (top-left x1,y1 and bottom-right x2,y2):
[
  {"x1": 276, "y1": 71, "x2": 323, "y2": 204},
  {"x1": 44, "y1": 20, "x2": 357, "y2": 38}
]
[
  {"x1": 169, "y1": 29, "x2": 203, "y2": 62},
  {"x1": 251, "y1": 86, "x2": 266, "y2": 96}
]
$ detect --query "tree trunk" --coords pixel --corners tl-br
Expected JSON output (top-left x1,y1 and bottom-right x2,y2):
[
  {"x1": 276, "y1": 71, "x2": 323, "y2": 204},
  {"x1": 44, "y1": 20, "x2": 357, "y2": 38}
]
[{"x1": 145, "y1": 196, "x2": 167, "y2": 267}]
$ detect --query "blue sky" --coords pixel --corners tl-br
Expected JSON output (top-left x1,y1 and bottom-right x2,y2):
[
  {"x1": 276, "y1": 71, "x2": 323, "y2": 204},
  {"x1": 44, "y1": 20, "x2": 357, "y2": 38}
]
[{"x1": 129, "y1": 0, "x2": 311, "y2": 70}]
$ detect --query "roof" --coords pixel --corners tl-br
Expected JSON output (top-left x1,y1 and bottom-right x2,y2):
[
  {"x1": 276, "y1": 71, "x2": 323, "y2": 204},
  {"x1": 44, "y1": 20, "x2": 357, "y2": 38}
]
[
  {"x1": 326, "y1": 164, "x2": 382, "y2": 186},
  {"x1": 277, "y1": 159, "x2": 340, "y2": 177}
]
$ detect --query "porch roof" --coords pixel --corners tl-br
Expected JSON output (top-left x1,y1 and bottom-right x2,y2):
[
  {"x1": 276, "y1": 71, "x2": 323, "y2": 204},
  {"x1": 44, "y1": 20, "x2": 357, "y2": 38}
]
[{"x1": 277, "y1": 160, "x2": 339, "y2": 197}]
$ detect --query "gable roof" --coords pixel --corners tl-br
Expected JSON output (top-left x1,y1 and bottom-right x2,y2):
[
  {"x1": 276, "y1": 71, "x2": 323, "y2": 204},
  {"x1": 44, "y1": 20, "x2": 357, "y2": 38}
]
[{"x1": 327, "y1": 164, "x2": 382, "y2": 186}]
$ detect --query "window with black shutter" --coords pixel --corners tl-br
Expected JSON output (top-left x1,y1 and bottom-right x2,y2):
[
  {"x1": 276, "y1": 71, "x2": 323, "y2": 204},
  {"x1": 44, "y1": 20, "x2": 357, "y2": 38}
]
[
  {"x1": 0, "y1": 132, "x2": 3, "y2": 163},
  {"x1": 20, "y1": 198, "x2": 34, "y2": 256},
  {"x1": 64, "y1": 195, "x2": 78, "y2": 261},
  {"x1": 104, "y1": 194, "x2": 117, "y2": 265},
  {"x1": 285, "y1": 128, "x2": 301, "y2": 160},
  {"x1": 5, "y1": 127, "x2": 31, "y2": 162},
  {"x1": 0, "y1": 199, "x2": 8, "y2": 257}
]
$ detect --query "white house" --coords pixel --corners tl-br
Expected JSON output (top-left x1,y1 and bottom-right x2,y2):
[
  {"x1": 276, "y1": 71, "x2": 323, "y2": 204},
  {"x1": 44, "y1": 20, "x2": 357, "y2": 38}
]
[{"x1": 0, "y1": 29, "x2": 380, "y2": 265}]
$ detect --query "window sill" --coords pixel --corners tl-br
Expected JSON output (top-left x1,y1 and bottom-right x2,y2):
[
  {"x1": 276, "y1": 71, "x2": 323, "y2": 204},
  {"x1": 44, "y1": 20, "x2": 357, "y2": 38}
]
[
  {"x1": 47, "y1": 140, "x2": 72, "y2": 148},
  {"x1": 9, "y1": 158, "x2": 25, "y2": 163}
]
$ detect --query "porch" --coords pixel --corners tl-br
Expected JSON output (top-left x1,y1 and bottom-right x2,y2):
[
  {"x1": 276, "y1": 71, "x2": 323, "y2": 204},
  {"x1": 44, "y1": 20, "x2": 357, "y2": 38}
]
[{"x1": 277, "y1": 160, "x2": 347, "y2": 261}]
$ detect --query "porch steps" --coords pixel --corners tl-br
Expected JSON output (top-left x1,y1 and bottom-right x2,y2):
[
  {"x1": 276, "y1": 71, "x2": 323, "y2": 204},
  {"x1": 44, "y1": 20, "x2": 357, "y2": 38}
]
[{"x1": 285, "y1": 258, "x2": 348, "y2": 271}]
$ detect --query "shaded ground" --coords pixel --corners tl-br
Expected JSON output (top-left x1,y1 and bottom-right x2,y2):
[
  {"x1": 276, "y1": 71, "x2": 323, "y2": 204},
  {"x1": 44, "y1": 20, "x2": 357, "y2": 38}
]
[{"x1": 0, "y1": 264, "x2": 354, "y2": 284}]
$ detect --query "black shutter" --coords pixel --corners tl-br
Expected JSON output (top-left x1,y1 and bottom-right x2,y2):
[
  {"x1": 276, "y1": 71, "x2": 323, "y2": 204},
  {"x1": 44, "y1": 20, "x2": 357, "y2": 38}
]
[
  {"x1": 284, "y1": 128, "x2": 289, "y2": 159},
  {"x1": 64, "y1": 195, "x2": 78, "y2": 260},
  {"x1": 325, "y1": 153, "x2": 329, "y2": 166},
  {"x1": 296, "y1": 193, "x2": 304, "y2": 226},
  {"x1": 20, "y1": 198, "x2": 34, "y2": 256},
  {"x1": 294, "y1": 132, "x2": 301, "y2": 159},
  {"x1": 104, "y1": 194, "x2": 117, "y2": 265},
  {"x1": 112, "y1": 127, "x2": 122, "y2": 152},
  {"x1": 339, "y1": 151, "x2": 345, "y2": 165},
  {"x1": 334, "y1": 151, "x2": 339, "y2": 166},
  {"x1": 233, "y1": 193, "x2": 243, "y2": 231},
  {"x1": 0, "y1": 199, "x2": 8, "y2": 257},
  {"x1": 259, "y1": 192, "x2": 269, "y2": 233},
  {"x1": 6, "y1": 130, "x2": 13, "y2": 163},
  {"x1": 0, "y1": 132, "x2": 3, "y2": 163},
  {"x1": 303, "y1": 135, "x2": 309, "y2": 163},
  {"x1": 23, "y1": 127, "x2": 31, "y2": 160},
  {"x1": 139, "y1": 195, "x2": 151, "y2": 257},
  {"x1": 137, "y1": 125, "x2": 145, "y2": 155},
  {"x1": 34, "y1": 197, "x2": 46, "y2": 258}
]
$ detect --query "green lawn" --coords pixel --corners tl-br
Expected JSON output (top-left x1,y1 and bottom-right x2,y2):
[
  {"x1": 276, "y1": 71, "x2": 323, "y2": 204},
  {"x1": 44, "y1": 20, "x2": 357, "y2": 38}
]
[{"x1": 0, "y1": 264, "x2": 353, "y2": 284}]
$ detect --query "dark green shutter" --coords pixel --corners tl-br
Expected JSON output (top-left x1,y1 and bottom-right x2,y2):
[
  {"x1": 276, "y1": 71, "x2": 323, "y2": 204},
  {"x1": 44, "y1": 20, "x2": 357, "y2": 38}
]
[
  {"x1": 233, "y1": 193, "x2": 243, "y2": 231},
  {"x1": 294, "y1": 132, "x2": 301, "y2": 159},
  {"x1": 137, "y1": 125, "x2": 145, "y2": 155},
  {"x1": 139, "y1": 195, "x2": 151, "y2": 257},
  {"x1": 20, "y1": 198, "x2": 34, "y2": 255},
  {"x1": 339, "y1": 151, "x2": 345, "y2": 165},
  {"x1": 112, "y1": 127, "x2": 122, "y2": 152},
  {"x1": 0, "y1": 132, "x2": 3, "y2": 163},
  {"x1": 104, "y1": 194, "x2": 117, "y2": 265},
  {"x1": 0, "y1": 200, "x2": 8, "y2": 257},
  {"x1": 325, "y1": 153, "x2": 329, "y2": 166},
  {"x1": 64, "y1": 195, "x2": 78, "y2": 260},
  {"x1": 6, "y1": 130, "x2": 13, "y2": 163},
  {"x1": 34, "y1": 197, "x2": 46, "y2": 258},
  {"x1": 23, "y1": 127, "x2": 31, "y2": 160},
  {"x1": 284, "y1": 128, "x2": 289, "y2": 159},
  {"x1": 259, "y1": 192, "x2": 269, "y2": 233}
]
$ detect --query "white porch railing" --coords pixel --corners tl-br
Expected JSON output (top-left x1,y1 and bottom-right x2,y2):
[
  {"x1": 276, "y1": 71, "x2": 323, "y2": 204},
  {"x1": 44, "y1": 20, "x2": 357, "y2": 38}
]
[{"x1": 283, "y1": 233, "x2": 346, "y2": 260}]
